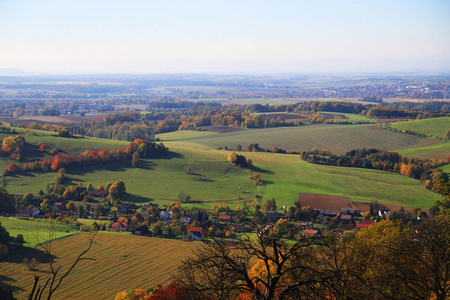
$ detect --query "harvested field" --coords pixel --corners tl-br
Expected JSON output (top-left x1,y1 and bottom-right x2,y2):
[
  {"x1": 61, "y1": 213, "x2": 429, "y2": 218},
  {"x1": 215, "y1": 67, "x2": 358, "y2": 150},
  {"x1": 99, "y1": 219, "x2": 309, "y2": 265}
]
[
  {"x1": 298, "y1": 193, "x2": 351, "y2": 212},
  {"x1": 20, "y1": 116, "x2": 77, "y2": 124},
  {"x1": 200, "y1": 125, "x2": 245, "y2": 133},
  {"x1": 0, "y1": 114, "x2": 107, "y2": 126},
  {"x1": 1, "y1": 232, "x2": 198, "y2": 300},
  {"x1": 352, "y1": 202, "x2": 430, "y2": 215},
  {"x1": 318, "y1": 113, "x2": 349, "y2": 120}
]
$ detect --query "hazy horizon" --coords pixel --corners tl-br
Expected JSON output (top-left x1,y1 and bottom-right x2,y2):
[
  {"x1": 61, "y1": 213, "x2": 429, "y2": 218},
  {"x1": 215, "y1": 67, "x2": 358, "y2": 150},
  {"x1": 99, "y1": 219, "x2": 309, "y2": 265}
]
[{"x1": 1, "y1": 0, "x2": 449, "y2": 74}]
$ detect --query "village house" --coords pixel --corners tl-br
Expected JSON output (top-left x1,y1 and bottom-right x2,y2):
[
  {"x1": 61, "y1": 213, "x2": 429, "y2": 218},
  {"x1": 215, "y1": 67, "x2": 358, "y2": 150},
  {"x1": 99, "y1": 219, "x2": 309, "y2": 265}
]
[
  {"x1": 180, "y1": 217, "x2": 192, "y2": 224},
  {"x1": 303, "y1": 228, "x2": 321, "y2": 237},
  {"x1": 14, "y1": 208, "x2": 41, "y2": 217},
  {"x1": 338, "y1": 214, "x2": 353, "y2": 224},
  {"x1": 231, "y1": 225, "x2": 252, "y2": 232},
  {"x1": 134, "y1": 225, "x2": 149, "y2": 236},
  {"x1": 218, "y1": 215, "x2": 233, "y2": 222},
  {"x1": 186, "y1": 226, "x2": 204, "y2": 241},
  {"x1": 356, "y1": 219, "x2": 375, "y2": 229},
  {"x1": 111, "y1": 222, "x2": 128, "y2": 232},
  {"x1": 53, "y1": 202, "x2": 65, "y2": 212},
  {"x1": 159, "y1": 210, "x2": 173, "y2": 221},
  {"x1": 117, "y1": 203, "x2": 131, "y2": 214},
  {"x1": 89, "y1": 190, "x2": 109, "y2": 198},
  {"x1": 316, "y1": 210, "x2": 336, "y2": 222}
]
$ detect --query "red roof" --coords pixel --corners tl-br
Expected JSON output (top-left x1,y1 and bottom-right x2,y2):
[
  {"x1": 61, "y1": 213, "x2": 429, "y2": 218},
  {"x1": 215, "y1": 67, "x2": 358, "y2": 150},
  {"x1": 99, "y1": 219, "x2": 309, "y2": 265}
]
[
  {"x1": 303, "y1": 229, "x2": 319, "y2": 237},
  {"x1": 15, "y1": 209, "x2": 31, "y2": 215},
  {"x1": 356, "y1": 220, "x2": 375, "y2": 228},
  {"x1": 218, "y1": 215, "x2": 232, "y2": 221},
  {"x1": 54, "y1": 202, "x2": 63, "y2": 206},
  {"x1": 186, "y1": 226, "x2": 203, "y2": 233},
  {"x1": 112, "y1": 222, "x2": 128, "y2": 228}
]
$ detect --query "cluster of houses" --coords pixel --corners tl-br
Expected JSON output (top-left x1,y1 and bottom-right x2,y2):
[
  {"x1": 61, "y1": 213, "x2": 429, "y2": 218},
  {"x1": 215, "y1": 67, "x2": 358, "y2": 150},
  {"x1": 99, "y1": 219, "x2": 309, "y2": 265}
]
[{"x1": 12, "y1": 194, "x2": 392, "y2": 242}]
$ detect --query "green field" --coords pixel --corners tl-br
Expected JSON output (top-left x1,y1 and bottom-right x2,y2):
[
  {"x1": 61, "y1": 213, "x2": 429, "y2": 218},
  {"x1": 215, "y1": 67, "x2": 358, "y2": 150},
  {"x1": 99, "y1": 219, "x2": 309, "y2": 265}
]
[
  {"x1": 318, "y1": 111, "x2": 371, "y2": 122},
  {"x1": 3, "y1": 143, "x2": 261, "y2": 208},
  {"x1": 0, "y1": 232, "x2": 198, "y2": 300},
  {"x1": 239, "y1": 150, "x2": 440, "y2": 209},
  {"x1": 3, "y1": 141, "x2": 440, "y2": 210},
  {"x1": 389, "y1": 117, "x2": 450, "y2": 139},
  {"x1": 440, "y1": 164, "x2": 450, "y2": 175},
  {"x1": 0, "y1": 217, "x2": 78, "y2": 248},
  {"x1": 185, "y1": 124, "x2": 436, "y2": 154}
]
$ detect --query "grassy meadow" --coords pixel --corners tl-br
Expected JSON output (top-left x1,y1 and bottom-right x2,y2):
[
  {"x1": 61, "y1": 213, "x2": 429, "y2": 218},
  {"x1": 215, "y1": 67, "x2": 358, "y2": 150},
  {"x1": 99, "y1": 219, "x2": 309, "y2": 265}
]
[
  {"x1": 2, "y1": 138, "x2": 441, "y2": 210},
  {"x1": 237, "y1": 149, "x2": 440, "y2": 209},
  {"x1": 0, "y1": 125, "x2": 443, "y2": 210},
  {"x1": 0, "y1": 232, "x2": 198, "y2": 300},
  {"x1": 389, "y1": 116, "x2": 450, "y2": 139},
  {"x1": 0, "y1": 217, "x2": 78, "y2": 248},
  {"x1": 318, "y1": 111, "x2": 370, "y2": 122}
]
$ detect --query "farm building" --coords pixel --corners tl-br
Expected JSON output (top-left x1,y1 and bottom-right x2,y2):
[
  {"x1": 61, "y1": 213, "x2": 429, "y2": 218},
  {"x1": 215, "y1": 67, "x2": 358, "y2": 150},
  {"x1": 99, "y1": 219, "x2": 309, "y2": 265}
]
[
  {"x1": 356, "y1": 220, "x2": 375, "y2": 229},
  {"x1": 218, "y1": 215, "x2": 233, "y2": 222},
  {"x1": 112, "y1": 222, "x2": 128, "y2": 232}
]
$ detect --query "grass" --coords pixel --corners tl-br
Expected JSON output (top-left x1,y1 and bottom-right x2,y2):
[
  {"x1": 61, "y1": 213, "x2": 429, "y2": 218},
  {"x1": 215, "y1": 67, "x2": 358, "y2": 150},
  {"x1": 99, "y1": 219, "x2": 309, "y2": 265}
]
[
  {"x1": 389, "y1": 117, "x2": 450, "y2": 139},
  {"x1": 3, "y1": 141, "x2": 440, "y2": 210},
  {"x1": 239, "y1": 150, "x2": 440, "y2": 209},
  {"x1": 439, "y1": 164, "x2": 450, "y2": 175},
  {"x1": 185, "y1": 124, "x2": 437, "y2": 154},
  {"x1": 3, "y1": 144, "x2": 260, "y2": 208},
  {"x1": 0, "y1": 217, "x2": 78, "y2": 248},
  {"x1": 318, "y1": 111, "x2": 371, "y2": 122},
  {"x1": 0, "y1": 232, "x2": 199, "y2": 300}
]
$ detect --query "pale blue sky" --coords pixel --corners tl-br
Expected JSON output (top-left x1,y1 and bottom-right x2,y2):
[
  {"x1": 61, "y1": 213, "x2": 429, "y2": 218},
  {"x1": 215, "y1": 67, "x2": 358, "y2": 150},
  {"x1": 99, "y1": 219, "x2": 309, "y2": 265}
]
[{"x1": 0, "y1": 0, "x2": 449, "y2": 74}]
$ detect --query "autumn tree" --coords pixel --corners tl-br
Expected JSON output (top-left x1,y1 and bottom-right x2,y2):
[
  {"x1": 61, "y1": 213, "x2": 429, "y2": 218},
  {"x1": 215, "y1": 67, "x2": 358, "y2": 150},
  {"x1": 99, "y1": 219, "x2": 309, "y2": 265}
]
[
  {"x1": 228, "y1": 152, "x2": 247, "y2": 166},
  {"x1": 109, "y1": 180, "x2": 126, "y2": 201},
  {"x1": 174, "y1": 225, "x2": 332, "y2": 300}
]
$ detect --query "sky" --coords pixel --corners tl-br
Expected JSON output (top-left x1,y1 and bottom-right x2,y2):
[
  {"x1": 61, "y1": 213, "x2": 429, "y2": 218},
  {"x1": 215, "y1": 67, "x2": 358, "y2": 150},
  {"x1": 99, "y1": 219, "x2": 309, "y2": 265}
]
[{"x1": 0, "y1": 0, "x2": 449, "y2": 74}]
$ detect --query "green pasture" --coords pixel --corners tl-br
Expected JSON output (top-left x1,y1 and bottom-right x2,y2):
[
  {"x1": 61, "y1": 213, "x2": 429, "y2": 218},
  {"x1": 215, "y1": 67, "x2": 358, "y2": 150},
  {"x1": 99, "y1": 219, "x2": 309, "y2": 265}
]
[
  {"x1": 0, "y1": 131, "x2": 442, "y2": 209},
  {"x1": 3, "y1": 143, "x2": 260, "y2": 208},
  {"x1": 389, "y1": 117, "x2": 450, "y2": 139},
  {"x1": 185, "y1": 124, "x2": 436, "y2": 154},
  {"x1": 239, "y1": 150, "x2": 440, "y2": 209},
  {"x1": 396, "y1": 141, "x2": 450, "y2": 160},
  {"x1": 3, "y1": 141, "x2": 439, "y2": 210},
  {"x1": 439, "y1": 164, "x2": 450, "y2": 175},
  {"x1": 0, "y1": 217, "x2": 78, "y2": 248}
]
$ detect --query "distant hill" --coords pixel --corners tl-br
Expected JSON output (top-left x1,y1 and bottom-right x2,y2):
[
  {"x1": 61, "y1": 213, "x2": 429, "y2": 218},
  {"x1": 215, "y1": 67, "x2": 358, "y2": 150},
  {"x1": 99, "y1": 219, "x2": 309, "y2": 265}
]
[{"x1": 0, "y1": 68, "x2": 29, "y2": 76}]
